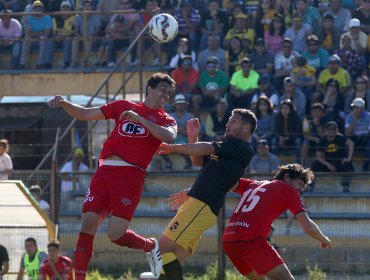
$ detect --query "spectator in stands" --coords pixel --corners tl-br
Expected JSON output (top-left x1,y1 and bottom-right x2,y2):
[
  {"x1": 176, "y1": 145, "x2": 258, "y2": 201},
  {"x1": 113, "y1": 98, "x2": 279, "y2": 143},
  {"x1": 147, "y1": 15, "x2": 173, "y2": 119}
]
[
  {"x1": 339, "y1": 18, "x2": 368, "y2": 71},
  {"x1": 271, "y1": 99, "x2": 303, "y2": 161},
  {"x1": 335, "y1": 34, "x2": 362, "y2": 78},
  {"x1": 172, "y1": 0, "x2": 200, "y2": 55},
  {"x1": 103, "y1": 0, "x2": 141, "y2": 68},
  {"x1": 344, "y1": 75, "x2": 370, "y2": 114},
  {"x1": 322, "y1": 78, "x2": 345, "y2": 128},
  {"x1": 264, "y1": 13, "x2": 285, "y2": 55},
  {"x1": 352, "y1": 0, "x2": 370, "y2": 34},
  {"x1": 319, "y1": 14, "x2": 335, "y2": 53},
  {"x1": 345, "y1": 97, "x2": 370, "y2": 171},
  {"x1": 19, "y1": 0, "x2": 53, "y2": 69},
  {"x1": 249, "y1": 37, "x2": 274, "y2": 77},
  {"x1": 59, "y1": 147, "x2": 89, "y2": 207},
  {"x1": 280, "y1": 77, "x2": 306, "y2": 118},
  {"x1": 284, "y1": 13, "x2": 312, "y2": 53},
  {"x1": 193, "y1": 56, "x2": 229, "y2": 118},
  {"x1": 96, "y1": 0, "x2": 119, "y2": 28},
  {"x1": 301, "y1": 102, "x2": 327, "y2": 166},
  {"x1": 310, "y1": 121, "x2": 354, "y2": 192},
  {"x1": 317, "y1": 55, "x2": 351, "y2": 95},
  {"x1": 290, "y1": 56, "x2": 316, "y2": 103},
  {"x1": 38, "y1": 240, "x2": 73, "y2": 280},
  {"x1": 253, "y1": 95, "x2": 275, "y2": 144},
  {"x1": 229, "y1": 56, "x2": 260, "y2": 109},
  {"x1": 249, "y1": 139, "x2": 279, "y2": 173},
  {"x1": 0, "y1": 139, "x2": 12, "y2": 180},
  {"x1": 253, "y1": 0, "x2": 277, "y2": 38},
  {"x1": 162, "y1": 94, "x2": 193, "y2": 170},
  {"x1": 323, "y1": 0, "x2": 352, "y2": 49},
  {"x1": 29, "y1": 185, "x2": 50, "y2": 217},
  {"x1": 301, "y1": 34, "x2": 329, "y2": 73},
  {"x1": 275, "y1": 0, "x2": 294, "y2": 28},
  {"x1": 198, "y1": 34, "x2": 226, "y2": 72},
  {"x1": 223, "y1": 12, "x2": 255, "y2": 50},
  {"x1": 251, "y1": 74, "x2": 280, "y2": 110},
  {"x1": 199, "y1": 0, "x2": 228, "y2": 51},
  {"x1": 170, "y1": 55, "x2": 200, "y2": 107},
  {"x1": 0, "y1": 0, "x2": 26, "y2": 12},
  {"x1": 0, "y1": 9, "x2": 21, "y2": 68},
  {"x1": 295, "y1": 0, "x2": 322, "y2": 35},
  {"x1": 52, "y1": 1, "x2": 75, "y2": 69},
  {"x1": 273, "y1": 37, "x2": 299, "y2": 91},
  {"x1": 204, "y1": 97, "x2": 230, "y2": 141},
  {"x1": 70, "y1": 0, "x2": 102, "y2": 68},
  {"x1": 0, "y1": 244, "x2": 9, "y2": 279},
  {"x1": 224, "y1": 36, "x2": 245, "y2": 77},
  {"x1": 17, "y1": 237, "x2": 47, "y2": 280},
  {"x1": 169, "y1": 37, "x2": 198, "y2": 72}
]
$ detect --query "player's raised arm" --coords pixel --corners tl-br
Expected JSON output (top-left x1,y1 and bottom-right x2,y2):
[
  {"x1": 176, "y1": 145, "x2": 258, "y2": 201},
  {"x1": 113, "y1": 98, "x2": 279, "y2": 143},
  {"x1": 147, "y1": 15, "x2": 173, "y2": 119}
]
[
  {"x1": 158, "y1": 142, "x2": 215, "y2": 156},
  {"x1": 120, "y1": 110, "x2": 177, "y2": 144},
  {"x1": 48, "y1": 95, "x2": 105, "y2": 121},
  {"x1": 187, "y1": 118, "x2": 203, "y2": 166},
  {"x1": 296, "y1": 211, "x2": 332, "y2": 248}
]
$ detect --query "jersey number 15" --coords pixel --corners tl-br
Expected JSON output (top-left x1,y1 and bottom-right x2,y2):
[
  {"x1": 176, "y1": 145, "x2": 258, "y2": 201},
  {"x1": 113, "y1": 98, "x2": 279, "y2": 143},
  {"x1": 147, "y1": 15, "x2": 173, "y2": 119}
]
[{"x1": 234, "y1": 188, "x2": 266, "y2": 213}]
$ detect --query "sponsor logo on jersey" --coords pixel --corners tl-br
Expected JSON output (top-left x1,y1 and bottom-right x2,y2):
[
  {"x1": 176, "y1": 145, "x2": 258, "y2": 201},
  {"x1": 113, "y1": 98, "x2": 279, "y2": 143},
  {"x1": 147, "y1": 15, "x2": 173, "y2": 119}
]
[
  {"x1": 118, "y1": 121, "x2": 149, "y2": 137},
  {"x1": 170, "y1": 221, "x2": 179, "y2": 232},
  {"x1": 121, "y1": 198, "x2": 132, "y2": 206}
]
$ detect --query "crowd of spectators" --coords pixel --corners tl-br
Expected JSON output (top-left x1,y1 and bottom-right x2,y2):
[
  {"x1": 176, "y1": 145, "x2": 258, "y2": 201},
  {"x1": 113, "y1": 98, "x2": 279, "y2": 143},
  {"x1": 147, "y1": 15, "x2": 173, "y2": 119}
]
[{"x1": 1, "y1": 0, "x2": 370, "y2": 184}]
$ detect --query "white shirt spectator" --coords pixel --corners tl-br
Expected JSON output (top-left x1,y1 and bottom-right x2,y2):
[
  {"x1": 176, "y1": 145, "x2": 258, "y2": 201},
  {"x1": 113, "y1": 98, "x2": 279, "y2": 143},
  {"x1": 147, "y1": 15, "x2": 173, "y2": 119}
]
[
  {"x1": 60, "y1": 161, "x2": 89, "y2": 192},
  {"x1": 0, "y1": 153, "x2": 12, "y2": 180}
]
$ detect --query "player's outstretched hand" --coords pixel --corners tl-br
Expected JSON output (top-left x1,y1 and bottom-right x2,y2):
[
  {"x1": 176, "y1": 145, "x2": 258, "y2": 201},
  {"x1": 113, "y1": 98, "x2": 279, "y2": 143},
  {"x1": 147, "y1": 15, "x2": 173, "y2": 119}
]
[
  {"x1": 168, "y1": 189, "x2": 190, "y2": 210},
  {"x1": 320, "y1": 237, "x2": 332, "y2": 249},
  {"x1": 119, "y1": 110, "x2": 142, "y2": 123},
  {"x1": 48, "y1": 95, "x2": 65, "y2": 108},
  {"x1": 187, "y1": 118, "x2": 201, "y2": 141},
  {"x1": 158, "y1": 143, "x2": 174, "y2": 155}
]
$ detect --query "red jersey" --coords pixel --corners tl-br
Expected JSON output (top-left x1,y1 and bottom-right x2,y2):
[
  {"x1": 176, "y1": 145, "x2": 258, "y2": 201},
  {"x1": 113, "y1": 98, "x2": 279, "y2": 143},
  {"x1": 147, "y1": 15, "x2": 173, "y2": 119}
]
[
  {"x1": 100, "y1": 100, "x2": 176, "y2": 169},
  {"x1": 40, "y1": 256, "x2": 73, "y2": 280},
  {"x1": 223, "y1": 179, "x2": 305, "y2": 242},
  {"x1": 171, "y1": 68, "x2": 200, "y2": 94}
]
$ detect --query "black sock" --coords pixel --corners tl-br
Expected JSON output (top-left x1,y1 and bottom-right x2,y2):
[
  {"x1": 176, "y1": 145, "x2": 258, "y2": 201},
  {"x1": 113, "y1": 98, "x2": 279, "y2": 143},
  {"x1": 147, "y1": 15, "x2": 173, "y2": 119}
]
[
  {"x1": 162, "y1": 259, "x2": 183, "y2": 280},
  {"x1": 158, "y1": 274, "x2": 167, "y2": 280}
]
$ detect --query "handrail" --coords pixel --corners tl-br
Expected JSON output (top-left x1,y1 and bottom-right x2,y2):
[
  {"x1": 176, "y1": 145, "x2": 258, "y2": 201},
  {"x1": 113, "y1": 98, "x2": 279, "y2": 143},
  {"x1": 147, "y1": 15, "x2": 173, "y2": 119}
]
[{"x1": 27, "y1": 20, "x2": 151, "y2": 181}]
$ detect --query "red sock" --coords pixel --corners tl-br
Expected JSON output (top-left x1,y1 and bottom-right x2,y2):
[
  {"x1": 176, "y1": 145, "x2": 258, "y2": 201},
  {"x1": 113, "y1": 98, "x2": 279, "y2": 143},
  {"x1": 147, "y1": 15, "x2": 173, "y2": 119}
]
[
  {"x1": 74, "y1": 232, "x2": 95, "y2": 280},
  {"x1": 112, "y1": 229, "x2": 155, "y2": 252}
]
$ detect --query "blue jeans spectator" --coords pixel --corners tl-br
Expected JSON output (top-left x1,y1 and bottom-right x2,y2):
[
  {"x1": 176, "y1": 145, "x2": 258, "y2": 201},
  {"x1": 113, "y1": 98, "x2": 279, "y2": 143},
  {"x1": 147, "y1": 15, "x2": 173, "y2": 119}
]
[
  {"x1": 20, "y1": 37, "x2": 53, "y2": 67},
  {"x1": 0, "y1": 42, "x2": 21, "y2": 68}
]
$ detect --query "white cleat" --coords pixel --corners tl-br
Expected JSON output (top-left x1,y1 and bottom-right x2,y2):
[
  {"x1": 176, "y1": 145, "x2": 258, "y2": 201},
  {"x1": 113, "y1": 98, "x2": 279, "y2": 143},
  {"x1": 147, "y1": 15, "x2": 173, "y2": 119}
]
[{"x1": 146, "y1": 238, "x2": 162, "y2": 278}]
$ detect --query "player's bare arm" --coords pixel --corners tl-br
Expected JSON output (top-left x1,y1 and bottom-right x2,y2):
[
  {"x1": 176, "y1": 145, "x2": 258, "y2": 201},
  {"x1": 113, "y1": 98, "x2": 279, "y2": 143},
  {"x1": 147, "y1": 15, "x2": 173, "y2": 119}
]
[
  {"x1": 187, "y1": 118, "x2": 203, "y2": 166},
  {"x1": 158, "y1": 142, "x2": 215, "y2": 156},
  {"x1": 296, "y1": 211, "x2": 332, "y2": 248},
  {"x1": 120, "y1": 110, "x2": 177, "y2": 144},
  {"x1": 168, "y1": 189, "x2": 190, "y2": 210},
  {"x1": 48, "y1": 95, "x2": 105, "y2": 121}
]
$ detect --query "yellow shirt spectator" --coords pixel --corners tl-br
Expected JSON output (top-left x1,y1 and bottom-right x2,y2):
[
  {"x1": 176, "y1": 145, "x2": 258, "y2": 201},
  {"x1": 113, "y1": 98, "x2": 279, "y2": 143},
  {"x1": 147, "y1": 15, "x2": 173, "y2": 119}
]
[
  {"x1": 318, "y1": 67, "x2": 351, "y2": 89},
  {"x1": 53, "y1": 16, "x2": 75, "y2": 37}
]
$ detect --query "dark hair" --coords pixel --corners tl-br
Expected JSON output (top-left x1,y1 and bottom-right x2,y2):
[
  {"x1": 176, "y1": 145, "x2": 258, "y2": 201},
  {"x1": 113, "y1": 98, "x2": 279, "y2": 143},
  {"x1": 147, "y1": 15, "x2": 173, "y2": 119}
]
[
  {"x1": 145, "y1": 73, "x2": 176, "y2": 97},
  {"x1": 325, "y1": 78, "x2": 340, "y2": 91},
  {"x1": 310, "y1": 102, "x2": 324, "y2": 111},
  {"x1": 255, "y1": 0, "x2": 275, "y2": 37},
  {"x1": 296, "y1": 56, "x2": 307, "y2": 67},
  {"x1": 232, "y1": 108, "x2": 257, "y2": 134},
  {"x1": 269, "y1": 14, "x2": 285, "y2": 36},
  {"x1": 25, "y1": 237, "x2": 37, "y2": 245},
  {"x1": 254, "y1": 96, "x2": 273, "y2": 119},
  {"x1": 47, "y1": 240, "x2": 60, "y2": 250},
  {"x1": 274, "y1": 163, "x2": 314, "y2": 186},
  {"x1": 278, "y1": 99, "x2": 299, "y2": 132},
  {"x1": 323, "y1": 14, "x2": 334, "y2": 21}
]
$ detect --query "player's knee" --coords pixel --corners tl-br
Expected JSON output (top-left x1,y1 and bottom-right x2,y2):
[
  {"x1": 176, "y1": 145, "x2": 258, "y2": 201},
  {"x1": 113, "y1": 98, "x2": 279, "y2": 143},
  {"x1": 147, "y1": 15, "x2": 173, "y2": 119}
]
[{"x1": 107, "y1": 228, "x2": 122, "y2": 241}]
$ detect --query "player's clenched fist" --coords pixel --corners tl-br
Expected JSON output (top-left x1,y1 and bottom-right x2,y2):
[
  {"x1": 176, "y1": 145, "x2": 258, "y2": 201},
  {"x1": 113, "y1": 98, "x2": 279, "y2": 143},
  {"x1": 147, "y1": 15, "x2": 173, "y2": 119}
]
[
  {"x1": 320, "y1": 237, "x2": 332, "y2": 249},
  {"x1": 48, "y1": 95, "x2": 65, "y2": 108},
  {"x1": 187, "y1": 118, "x2": 201, "y2": 140},
  {"x1": 119, "y1": 110, "x2": 142, "y2": 123},
  {"x1": 158, "y1": 143, "x2": 175, "y2": 155}
]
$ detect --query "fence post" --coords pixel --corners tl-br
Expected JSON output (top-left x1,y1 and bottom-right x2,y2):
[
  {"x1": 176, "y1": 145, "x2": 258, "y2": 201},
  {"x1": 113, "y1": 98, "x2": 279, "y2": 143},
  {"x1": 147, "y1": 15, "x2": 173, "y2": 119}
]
[
  {"x1": 217, "y1": 204, "x2": 226, "y2": 280},
  {"x1": 51, "y1": 127, "x2": 61, "y2": 224}
]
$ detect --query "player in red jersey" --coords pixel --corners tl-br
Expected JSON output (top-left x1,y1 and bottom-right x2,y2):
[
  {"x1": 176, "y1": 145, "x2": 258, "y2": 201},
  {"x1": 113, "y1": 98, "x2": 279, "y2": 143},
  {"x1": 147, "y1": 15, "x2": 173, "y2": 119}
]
[
  {"x1": 48, "y1": 73, "x2": 177, "y2": 279},
  {"x1": 39, "y1": 240, "x2": 72, "y2": 280},
  {"x1": 223, "y1": 164, "x2": 332, "y2": 280}
]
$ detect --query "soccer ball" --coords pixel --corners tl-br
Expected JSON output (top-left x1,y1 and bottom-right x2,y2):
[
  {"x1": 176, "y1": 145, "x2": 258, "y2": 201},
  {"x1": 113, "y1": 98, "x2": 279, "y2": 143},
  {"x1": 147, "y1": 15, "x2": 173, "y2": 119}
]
[{"x1": 149, "y1": 13, "x2": 178, "y2": 43}]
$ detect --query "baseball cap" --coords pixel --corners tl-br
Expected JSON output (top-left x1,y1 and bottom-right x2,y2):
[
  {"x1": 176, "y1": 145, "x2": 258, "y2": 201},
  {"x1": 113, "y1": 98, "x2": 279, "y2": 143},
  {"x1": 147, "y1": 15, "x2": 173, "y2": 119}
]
[
  {"x1": 235, "y1": 13, "x2": 248, "y2": 19},
  {"x1": 207, "y1": 56, "x2": 218, "y2": 64},
  {"x1": 291, "y1": 13, "x2": 302, "y2": 21},
  {"x1": 32, "y1": 0, "x2": 44, "y2": 7},
  {"x1": 29, "y1": 185, "x2": 41, "y2": 193},
  {"x1": 351, "y1": 97, "x2": 365, "y2": 108},
  {"x1": 74, "y1": 147, "x2": 84, "y2": 157},
  {"x1": 255, "y1": 37, "x2": 265, "y2": 46},
  {"x1": 325, "y1": 121, "x2": 338, "y2": 130},
  {"x1": 259, "y1": 73, "x2": 270, "y2": 83},
  {"x1": 328, "y1": 54, "x2": 341, "y2": 63},
  {"x1": 283, "y1": 76, "x2": 294, "y2": 85},
  {"x1": 257, "y1": 139, "x2": 269, "y2": 146},
  {"x1": 173, "y1": 94, "x2": 187, "y2": 104},
  {"x1": 283, "y1": 37, "x2": 292, "y2": 44},
  {"x1": 307, "y1": 34, "x2": 319, "y2": 43},
  {"x1": 349, "y1": 18, "x2": 361, "y2": 28},
  {"x1": 181, "y1": 55, "x2": 192, "y2": 65},
  {"x1": 241, "y1": 56, "x2": 251, "y2": 64},
  {"x1": 60, "y1": 0, "x2": 72, "y2": 8},
  {"x1": 180, "y1": 0, "x2": 191, "y2": 6},
  {"x1": 217, "y1": 97, "x2": 228, "y2": 106}
]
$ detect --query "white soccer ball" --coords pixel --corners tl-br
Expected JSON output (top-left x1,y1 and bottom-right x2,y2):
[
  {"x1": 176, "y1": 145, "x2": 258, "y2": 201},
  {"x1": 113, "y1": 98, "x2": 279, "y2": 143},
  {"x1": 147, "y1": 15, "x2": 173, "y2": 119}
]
[{"x1": 149, "y1": 13, "x2": 178, "y2": 43}]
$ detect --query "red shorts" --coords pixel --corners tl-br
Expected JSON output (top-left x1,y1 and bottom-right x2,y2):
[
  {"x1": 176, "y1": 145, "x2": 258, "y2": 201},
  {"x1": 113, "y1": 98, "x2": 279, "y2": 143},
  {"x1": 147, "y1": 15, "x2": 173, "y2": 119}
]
[
  {"x1": 223, "y1": 237, "x2": 284, "y2": 276},
  {"x1": 82, "y1": 165, "x2": 146, "y2": 220}
]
